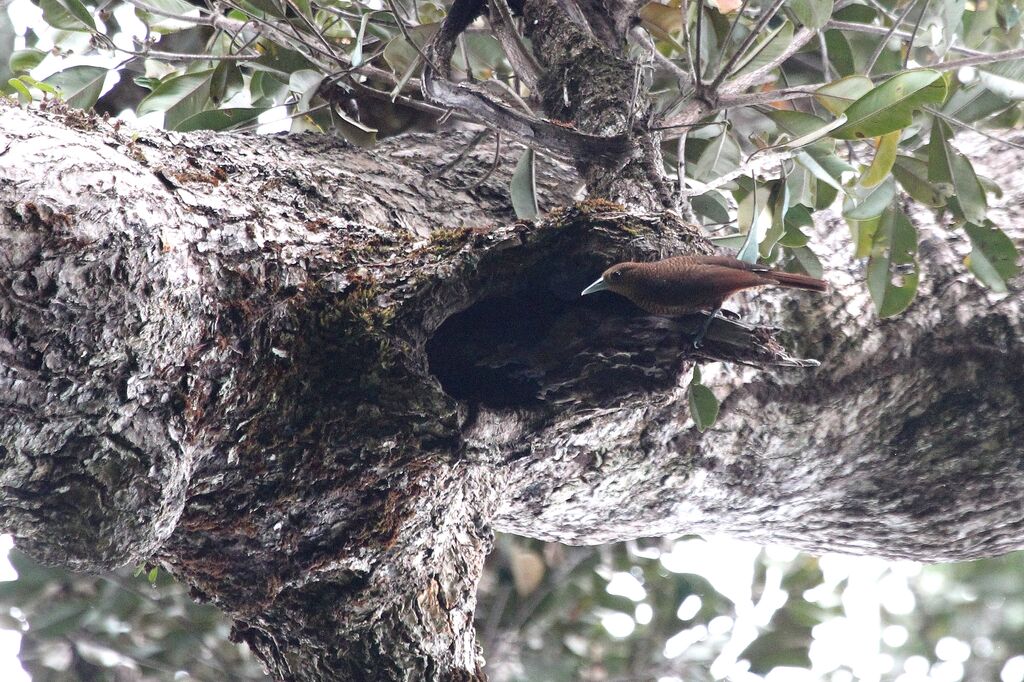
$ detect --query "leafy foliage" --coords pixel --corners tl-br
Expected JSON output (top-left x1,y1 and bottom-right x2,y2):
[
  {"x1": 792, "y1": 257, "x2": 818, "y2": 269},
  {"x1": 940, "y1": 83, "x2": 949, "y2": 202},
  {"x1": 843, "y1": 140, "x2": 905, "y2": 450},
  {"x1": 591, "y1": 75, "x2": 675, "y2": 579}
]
[
  {"x1": 3, "y1": 0, "x2": 1020, "y2": 316},
  {"x1": 7, "y1": 536, "x2": 1024, "y2": 681},
  {"x1": 0, "y1": 549, "x2": 266, "y2": 681}
]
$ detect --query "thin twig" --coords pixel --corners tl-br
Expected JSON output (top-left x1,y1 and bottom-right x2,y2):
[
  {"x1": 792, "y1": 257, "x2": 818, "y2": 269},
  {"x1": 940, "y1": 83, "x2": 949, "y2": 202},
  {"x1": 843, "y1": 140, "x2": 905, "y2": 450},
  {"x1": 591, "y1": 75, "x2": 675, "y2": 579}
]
[
  {"x1": 879, "y1": 45, "x2": 1024, "y2": 77},
  {"x1": 231, "y1": 102, "x2": 331, "y2": 134},
  {"x1": 677, "y1": 131, "x2": 688, "y2": 196},
  {"x1": 708, "y1": 0, "x2": 788, "y2": 93},
  {"x1": 904, "y1": 0, "x2": 931, "y2": 68},
  {"x1": 679, "y1": 147, "x2": 801, "y2": 196},
  {"x1": 819, "y1": 32, "x2": 832, "y2": 81},
  {"x1": 717, "y1": 0, "x2": 754, "y2": 73},
  {"x1": 718, "y1": 83, "x2": 828, "y2": 107},
  {"x1": 428, "y1": 129, "x2": 491, "y2": 178},
  {"x1": 825, "y1": 20, "x2": 985, "y2": 57},
  {"x1": 384, "y1": 0, "x2": 440, "y2": 72},
  {"x1": 107, "y1": 42, "x2": 258, "y2": 61},
  {"x1": 721, "y1": 26, "x2": 816, "y2": 93},
  {"x1": 466, "y1": 132, "x2": 503, "y2": 190},
  {"x1": 284, "y1": 0, "x2": 343, "y2": 65},
  {"x1": 926, "y1": 106, "x2": 1024, "y2": 151},
  {"x1": 865, "y1": 0, "x2": 920, "y2": 74},
  {"x1": 632, "y1": 26, "x2": 692, "y2": 90},
  {"x1": 481, "y1": 78, "x2": 535, "y2": 114},
  {"x1": 678, "y1": 0, "x2": 699, "y2": 87},
  {"x1": 487, "y1": 0, "x2": 541, "y2": 91},
  {"x1": 694, "y1": 0, "x2": 704, "y2": 85}
]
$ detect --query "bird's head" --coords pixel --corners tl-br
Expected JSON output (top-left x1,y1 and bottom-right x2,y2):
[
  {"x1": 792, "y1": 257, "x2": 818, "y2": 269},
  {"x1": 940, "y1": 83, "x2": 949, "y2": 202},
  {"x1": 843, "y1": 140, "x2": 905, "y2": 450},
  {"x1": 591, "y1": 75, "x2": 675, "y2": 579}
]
[{"x1": 580, "y1": 262, "x2": 641, "y2": 298}]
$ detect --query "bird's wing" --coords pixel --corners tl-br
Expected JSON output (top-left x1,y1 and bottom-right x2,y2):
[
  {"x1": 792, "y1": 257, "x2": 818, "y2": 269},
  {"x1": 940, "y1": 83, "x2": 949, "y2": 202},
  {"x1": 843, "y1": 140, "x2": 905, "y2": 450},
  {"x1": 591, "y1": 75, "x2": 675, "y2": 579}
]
[{"x1": 670, "y1": 255, "x2": 771, "y2": 273}]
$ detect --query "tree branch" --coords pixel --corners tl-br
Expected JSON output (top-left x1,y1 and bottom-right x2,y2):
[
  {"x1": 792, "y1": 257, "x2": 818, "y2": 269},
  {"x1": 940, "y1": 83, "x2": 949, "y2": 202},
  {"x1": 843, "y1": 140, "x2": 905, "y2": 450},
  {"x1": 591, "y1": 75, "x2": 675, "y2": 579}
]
[{"x1": 720, "y1": 26, "x2": 817, "y2": 94}]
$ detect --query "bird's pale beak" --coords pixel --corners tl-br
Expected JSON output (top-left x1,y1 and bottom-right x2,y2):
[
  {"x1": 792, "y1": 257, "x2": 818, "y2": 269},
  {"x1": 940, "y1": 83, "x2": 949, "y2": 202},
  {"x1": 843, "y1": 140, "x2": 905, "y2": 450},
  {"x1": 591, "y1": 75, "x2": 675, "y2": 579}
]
[{"x1": 581, "y1": 277, "x2": 609, "y2": 296}]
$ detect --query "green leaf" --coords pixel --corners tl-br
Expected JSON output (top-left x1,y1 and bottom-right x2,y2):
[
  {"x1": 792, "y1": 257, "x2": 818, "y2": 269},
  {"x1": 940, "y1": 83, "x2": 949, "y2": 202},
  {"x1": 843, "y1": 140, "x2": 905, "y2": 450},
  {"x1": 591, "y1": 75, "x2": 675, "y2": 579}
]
[
  {"x1": 781, "y1": 205, "x2": 813, "y2": 247},
  {"x1": 333, "y1": 109, "x2": 378, "y2": 147},
  {"x1": 731, "y1": 22, "x2": 794, "y2": 79},
  {"x1": 30, "y1": 601, "x2": 92, "y2": 638},
  {"x1": 843, "y1": 176, "x2": 896, "y2": 220},
  {"x1": 920, "y1": 0, "x2": 965, "y2": 56},
  {"x1": 782, "y1": 244, "x2": 823, "y2": 276},
  {"x1": 866, "y1": 206, "x2": 919, "y2": 317},
  {"x1": 251, "y1": 44, "x2": 316, "y2": 78},
  {"x1": 9, "y1": 49, "x2": 45, "y2": 74},
  {"x1": 137, "y1": 69, "x2": 215, "y2": 129},
  {"x1": 964, "y1": 222, "x2": 1019, "y2": 292},
  {"x1": 147, "y1": 567, "x2": 159, "y2": 584},
  {"x1": 8, "y1": 77, "x2": 32, "y2": 105},
  {"x1": 688, "y1": 368, "x2": 720, "y2": 432},
  {"x1": 692, "y1": 130, "x2": 740, "y2": 181},
  {"x1": 134, "y1": 0, "x2": 198, "y2": 32},
  {"x1": 973, "y1": 70, "x2": 1024, "y2": 100},
  {"x1": 815, "y1": 76, "x2": 874, "y2": 115},
  {"x1": 824, "y1": 29, "x2": 855, "y2": 77},
  {"x1": 639, "y1": 1, "x2": 683, "y2": 39},
  {"x1": 351, "y1": 11, "x2": 375, "y2": 67},
  {"x1": 209, "y1": 60, "x2": 242, "y2": 105},
  {"x1": 510, "y1": 147, "x2": 539, "y2": 220},
  {"x1": 762, "y1": 180, "x2": 790, "y2": 257},
  {"x1": 767, "y1": 109, "x2": 831, "y2": 137},
  {"x1": 860, "y1": 131, "x2": 899, "y2": 188},
  {"x1": 849, "y1": 215, "x2": 879, "y2": 258},
  {"x1": 43, "y1": 65, "x2": 108, "y2": 110},
  {"x1": 692, "y1": 192, "x2": 730, "y2": 224},
  {"x1": 38, "y1": 0, "x2": 96, "y2": 31},
  {"x1": 928, "y1": 119, "x2": 986, "y2": 223},
  {"x1": 737, "y1": 182, "x2": 772, "y2": 263},
  {"x1": 795, "y1": 150, "x2": 844, "y2": 192},
  {"x1": 782, "y1": 114, "x2": 848, "y2": 150},
  {"x1": 173, "y1": 107, "x2": 267, "y2": 132},
  {"x1": 250, "y1": 71, "x2": 289, "y2": 107},
  {"x1": 237, "y1": 0, "x2": 286, "y2": 18},
  {"x1": 384, "y1": 24, "x2": 438, "y2": 74},
  {"x1": 892, "y1": 155, "x2": 944, "y2": 206},
  {"x1": 786, "y1": 166, "x2": 816, "y2": 208},
  {"x1": 831, "y1": 70, "x2": 947, "y2": 140},
  {"x1": 289, "y1": 68, "x2": 324, "y2": 111},
  {"x1": 788, "y1": 0, "x2": 833, "y2": 29}
]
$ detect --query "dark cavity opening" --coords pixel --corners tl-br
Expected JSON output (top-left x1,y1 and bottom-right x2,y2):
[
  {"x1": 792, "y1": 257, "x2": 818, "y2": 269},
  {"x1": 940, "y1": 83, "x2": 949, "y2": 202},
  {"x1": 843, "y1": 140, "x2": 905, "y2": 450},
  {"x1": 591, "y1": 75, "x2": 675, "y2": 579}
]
[{"x1": 426, "y1": 257, "x2": 699, "y2": 409}]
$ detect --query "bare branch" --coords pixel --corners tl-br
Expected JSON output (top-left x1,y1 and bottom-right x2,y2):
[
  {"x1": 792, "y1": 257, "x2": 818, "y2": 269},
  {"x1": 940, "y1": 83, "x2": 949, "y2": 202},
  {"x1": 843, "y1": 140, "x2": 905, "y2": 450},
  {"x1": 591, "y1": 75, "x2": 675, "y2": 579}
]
[
  {"x1": 721, "y1": 26, "x2": 817, "y2": 94},
  {"x1": 422, "y1": 70, "x2": 630, "y2": 161},
  {"x1": 707, "y1": 0, "x2": 788, "y2": 93},
  {"x1": 904, "y1": 0, "x2": 931, "y2": 67},
  {"x1": 926, "y1": 106, "x2": 1024, "y2": 151},
  {"x1": 487, "y1": 0, "x2": 542, "y2": 91},
  {"x1": 678, "y1": 148, "x2": 800, "y2": 196},
  {"x1": 880, "y1": 45, "x2": 1024, "y2": 76},
  {"x1": 866, "y1": 0, "x2": 920, "y2": 74},
  {"x1": 825, "y1": 20, "x2": 986, "y2": 57},
  {"x1": 717, "y1": 83, "x2": 829, "y2": 108},
  {"x1": 631, "y1": 26, "x2": 692, "y2": 91}
]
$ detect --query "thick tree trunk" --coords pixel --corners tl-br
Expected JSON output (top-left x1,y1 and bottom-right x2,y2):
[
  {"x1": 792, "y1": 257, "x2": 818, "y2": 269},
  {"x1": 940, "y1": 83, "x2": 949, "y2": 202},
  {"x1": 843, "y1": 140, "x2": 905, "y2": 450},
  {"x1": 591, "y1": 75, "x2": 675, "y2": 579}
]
[{"x1": 2, "y1": 96, "x2": 1023, "y2": 681}]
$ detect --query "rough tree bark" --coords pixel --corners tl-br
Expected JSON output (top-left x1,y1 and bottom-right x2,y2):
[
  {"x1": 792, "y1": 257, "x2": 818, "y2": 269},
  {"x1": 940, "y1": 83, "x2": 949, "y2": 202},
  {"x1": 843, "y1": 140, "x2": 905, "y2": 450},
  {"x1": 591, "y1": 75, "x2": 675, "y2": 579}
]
[{"x1": 2, "y1": 11, "x2": 1024, "y2": 682}]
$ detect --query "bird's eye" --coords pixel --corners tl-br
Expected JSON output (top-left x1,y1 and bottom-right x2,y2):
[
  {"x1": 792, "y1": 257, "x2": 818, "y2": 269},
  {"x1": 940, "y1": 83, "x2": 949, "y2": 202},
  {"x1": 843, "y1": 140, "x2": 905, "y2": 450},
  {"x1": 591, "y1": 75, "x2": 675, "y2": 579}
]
[{"x1": 611, "y1": 271, "x2": 623, "y2": 280}]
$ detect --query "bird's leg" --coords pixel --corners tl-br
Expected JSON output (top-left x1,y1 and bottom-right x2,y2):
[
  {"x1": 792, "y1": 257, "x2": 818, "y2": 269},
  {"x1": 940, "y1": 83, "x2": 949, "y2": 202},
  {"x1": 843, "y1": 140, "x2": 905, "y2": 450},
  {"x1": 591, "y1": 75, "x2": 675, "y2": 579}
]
[{"x1": 693, "y1": 307, "x2": 721, "y2": 349}]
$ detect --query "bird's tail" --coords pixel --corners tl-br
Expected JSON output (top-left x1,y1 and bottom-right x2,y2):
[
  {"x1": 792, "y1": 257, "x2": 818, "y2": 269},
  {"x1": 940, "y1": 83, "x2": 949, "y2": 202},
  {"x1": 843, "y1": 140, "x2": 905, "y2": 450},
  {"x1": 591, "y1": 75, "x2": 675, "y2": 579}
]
[{"x1": 767, "y1": 270, "x2": 828, "y2": 292}]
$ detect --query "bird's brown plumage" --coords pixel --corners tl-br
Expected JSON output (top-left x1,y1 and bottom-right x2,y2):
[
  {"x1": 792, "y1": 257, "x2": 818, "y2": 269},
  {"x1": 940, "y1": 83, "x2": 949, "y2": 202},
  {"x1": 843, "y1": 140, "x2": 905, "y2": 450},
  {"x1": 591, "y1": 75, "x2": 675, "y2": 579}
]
[{"x1": 593, "y1": 255, "x2": 827, "y2": 315}]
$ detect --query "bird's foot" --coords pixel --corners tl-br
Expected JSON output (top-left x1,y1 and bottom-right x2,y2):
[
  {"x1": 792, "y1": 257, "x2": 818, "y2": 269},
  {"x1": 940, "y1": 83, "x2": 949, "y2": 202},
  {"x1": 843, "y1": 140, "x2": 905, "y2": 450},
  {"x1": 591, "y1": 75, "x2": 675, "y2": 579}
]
[
  {"x1": 718, "y1": 309, "x2": 740, "y2": 321},
  {"x1": 693, "y1": 308, "x2": 720, "y2": 349}
]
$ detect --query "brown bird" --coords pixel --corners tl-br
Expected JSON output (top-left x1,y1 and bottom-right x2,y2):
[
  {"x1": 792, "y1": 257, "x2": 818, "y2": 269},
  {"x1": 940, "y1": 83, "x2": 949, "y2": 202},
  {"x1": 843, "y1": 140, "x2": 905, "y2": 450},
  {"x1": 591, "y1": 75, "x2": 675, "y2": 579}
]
[{"x1": 581, "y1": 255, "x2": 828, "y2": 346}]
